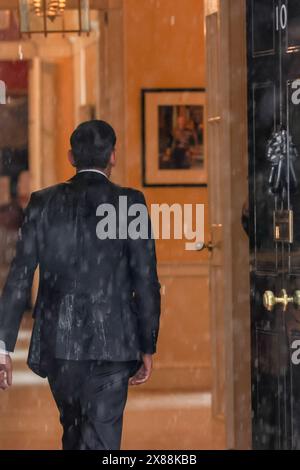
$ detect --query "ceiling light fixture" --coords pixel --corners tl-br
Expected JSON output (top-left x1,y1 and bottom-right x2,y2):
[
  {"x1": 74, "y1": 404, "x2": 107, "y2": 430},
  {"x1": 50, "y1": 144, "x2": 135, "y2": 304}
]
[{"x1": 18, "y1": 0, "x2": 90, "y2": 37}]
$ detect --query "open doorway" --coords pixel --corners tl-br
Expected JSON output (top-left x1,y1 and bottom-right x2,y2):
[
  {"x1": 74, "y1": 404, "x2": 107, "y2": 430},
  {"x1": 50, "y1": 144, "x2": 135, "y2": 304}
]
[{"x1": 0, "y1": 0, "x2": 252, "y2": 451}]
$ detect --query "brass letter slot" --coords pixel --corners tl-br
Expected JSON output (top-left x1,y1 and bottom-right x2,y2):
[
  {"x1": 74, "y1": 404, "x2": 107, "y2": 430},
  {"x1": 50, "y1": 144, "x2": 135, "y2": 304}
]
[{"x1": 273, "y1": 210, "x2": 293, "y2": 244}]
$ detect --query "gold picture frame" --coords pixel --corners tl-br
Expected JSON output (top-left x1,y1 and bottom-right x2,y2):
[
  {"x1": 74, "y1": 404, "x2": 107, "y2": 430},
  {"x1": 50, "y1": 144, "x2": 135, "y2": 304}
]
[{"x1": 142, "y1": 88, "x2": 207, "y2": 187}]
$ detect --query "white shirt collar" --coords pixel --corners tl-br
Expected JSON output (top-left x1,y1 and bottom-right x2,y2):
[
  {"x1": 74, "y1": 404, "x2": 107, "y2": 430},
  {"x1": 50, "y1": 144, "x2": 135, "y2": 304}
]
[{"x1": 77, "y1": 169, "x2": 108, "y2": 179}]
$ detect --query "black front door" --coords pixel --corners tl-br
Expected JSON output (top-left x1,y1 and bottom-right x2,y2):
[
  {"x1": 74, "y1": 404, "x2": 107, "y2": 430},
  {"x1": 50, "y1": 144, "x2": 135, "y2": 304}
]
[{"x1": 247, "y1": 0, "x2": 300, "y2": 449}]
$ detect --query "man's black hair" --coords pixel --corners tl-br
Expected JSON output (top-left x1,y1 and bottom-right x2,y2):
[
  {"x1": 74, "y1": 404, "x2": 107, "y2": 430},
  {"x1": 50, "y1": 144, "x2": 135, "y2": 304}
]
[{"x1": 70, "y1": 120, "x2": 116, "y2": 170}]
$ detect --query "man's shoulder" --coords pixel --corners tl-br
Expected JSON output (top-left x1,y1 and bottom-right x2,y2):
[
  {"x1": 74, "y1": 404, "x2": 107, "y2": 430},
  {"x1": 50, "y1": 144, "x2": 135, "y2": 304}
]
[
  {"x1": 112, "y1": 184, "x2": 146, "y2": 203},
  {"x1": 30, "y1": 182, "x2": 68, "y2": 205}
]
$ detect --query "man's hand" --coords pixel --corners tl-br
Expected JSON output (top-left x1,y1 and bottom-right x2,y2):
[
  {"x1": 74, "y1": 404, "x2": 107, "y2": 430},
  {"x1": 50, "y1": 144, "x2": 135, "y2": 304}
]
[
  {"x1": 0, "y1": 354, "x2": 12, "y2": 390},
  {"x1": 129, "y1": 354, "x2": 152, "y2": 386}
]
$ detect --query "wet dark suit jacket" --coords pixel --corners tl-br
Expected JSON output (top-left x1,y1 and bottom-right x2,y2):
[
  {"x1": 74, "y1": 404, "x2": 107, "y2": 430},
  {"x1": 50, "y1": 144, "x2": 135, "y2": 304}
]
[{"x1": 0, "y1": 172, "x2": 161, "y2": 377}]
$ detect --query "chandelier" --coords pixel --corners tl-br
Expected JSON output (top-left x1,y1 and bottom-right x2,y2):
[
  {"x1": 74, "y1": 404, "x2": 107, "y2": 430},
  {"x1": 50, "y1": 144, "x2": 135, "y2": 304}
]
[
  {"x1": 31, "y1": 1, "x2": 67, "y2": 22},
  {"x1": 18, "y1": 0, "x2": 90, "y2": 36}
]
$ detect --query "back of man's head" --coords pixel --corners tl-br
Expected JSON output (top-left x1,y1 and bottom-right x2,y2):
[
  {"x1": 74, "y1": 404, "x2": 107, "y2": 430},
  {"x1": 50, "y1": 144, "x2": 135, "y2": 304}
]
[{"x1": 70, "y1": 120, "x2": 116, "y2": 170}]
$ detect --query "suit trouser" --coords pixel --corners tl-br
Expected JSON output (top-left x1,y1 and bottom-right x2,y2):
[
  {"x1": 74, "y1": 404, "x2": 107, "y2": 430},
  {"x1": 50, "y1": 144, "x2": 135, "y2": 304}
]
[{"x1": 47, "y1": 359, "x2": 141, "y2": 450}]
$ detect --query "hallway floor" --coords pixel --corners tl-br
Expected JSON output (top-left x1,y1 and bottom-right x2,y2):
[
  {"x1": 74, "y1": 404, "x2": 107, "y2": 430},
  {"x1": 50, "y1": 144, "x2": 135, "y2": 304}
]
[{"x1": 0, "y1": 319, "x2": 225, "y2": 450}]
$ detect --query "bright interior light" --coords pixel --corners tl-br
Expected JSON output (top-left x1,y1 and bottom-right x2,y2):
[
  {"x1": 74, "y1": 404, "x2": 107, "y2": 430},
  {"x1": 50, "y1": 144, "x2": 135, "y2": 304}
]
[{"x1": 30, "y1": 0, "x2": 67, "y2": 20}]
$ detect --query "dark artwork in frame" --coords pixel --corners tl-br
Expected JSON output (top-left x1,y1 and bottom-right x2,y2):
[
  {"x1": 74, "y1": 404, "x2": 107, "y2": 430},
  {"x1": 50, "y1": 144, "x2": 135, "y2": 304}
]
[{"x1": 142, "y1": 88, "x2": 207, "y2": 187}]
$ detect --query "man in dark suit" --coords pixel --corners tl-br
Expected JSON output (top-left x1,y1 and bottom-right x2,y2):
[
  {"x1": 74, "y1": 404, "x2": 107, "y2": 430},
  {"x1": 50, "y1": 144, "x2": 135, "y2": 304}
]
[{"x1": 0, "y1": 120, "x2": 161, "y2": 450}]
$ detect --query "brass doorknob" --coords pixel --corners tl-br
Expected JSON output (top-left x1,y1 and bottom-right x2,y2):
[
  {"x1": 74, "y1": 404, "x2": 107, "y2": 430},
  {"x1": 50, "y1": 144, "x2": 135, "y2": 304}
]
[
  {"x1": 195, "y1": 241, "x2": 214, "y2": 252},
  {"x1": 263, "y1": 289, "x2": 300, "y2": 312}
]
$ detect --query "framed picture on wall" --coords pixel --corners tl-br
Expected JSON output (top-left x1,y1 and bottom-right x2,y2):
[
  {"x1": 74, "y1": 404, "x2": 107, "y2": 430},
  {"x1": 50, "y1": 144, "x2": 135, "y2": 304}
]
[{"x1": 142, "y1": 88, "x2": 207, "y2": 187}]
